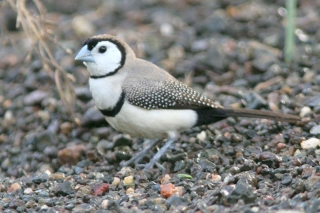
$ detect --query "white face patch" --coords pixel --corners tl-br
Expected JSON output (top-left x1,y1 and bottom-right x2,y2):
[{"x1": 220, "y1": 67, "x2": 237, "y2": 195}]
[{"x1": 86, "y1": 41, "x2": 124, "y2": 76}]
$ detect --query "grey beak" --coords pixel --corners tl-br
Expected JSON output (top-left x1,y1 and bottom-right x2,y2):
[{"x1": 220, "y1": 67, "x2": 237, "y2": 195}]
[{"x1": 75, "y1": 45, "x2": 95, "y2": 63}]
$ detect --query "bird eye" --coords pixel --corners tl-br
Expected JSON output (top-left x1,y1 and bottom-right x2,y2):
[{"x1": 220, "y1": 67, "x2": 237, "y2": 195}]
[{"x1": 98, "y1": 46, "x2": 107, "y2": 53}]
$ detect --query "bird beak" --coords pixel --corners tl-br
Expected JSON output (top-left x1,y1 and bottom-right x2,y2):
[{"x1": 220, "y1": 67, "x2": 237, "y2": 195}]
[{"x1": 75, "y1": 45, "x2": 95, "y2": 63}]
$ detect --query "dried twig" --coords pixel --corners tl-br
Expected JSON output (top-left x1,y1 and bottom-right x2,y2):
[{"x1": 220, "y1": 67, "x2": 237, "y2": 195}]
[{"x1": 3, "y1": 0, "x2": 79, "y2": 125}]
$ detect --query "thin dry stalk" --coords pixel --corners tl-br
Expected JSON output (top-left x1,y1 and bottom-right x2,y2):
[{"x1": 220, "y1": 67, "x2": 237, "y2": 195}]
[{"x1": 3, "y1": 0, "x2": 79, "y2": 125}]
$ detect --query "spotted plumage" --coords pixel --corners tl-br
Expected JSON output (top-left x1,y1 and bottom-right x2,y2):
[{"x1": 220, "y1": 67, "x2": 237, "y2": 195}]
[{"x1": 124, "y1": 78, "x2": 218, "y2": 110}]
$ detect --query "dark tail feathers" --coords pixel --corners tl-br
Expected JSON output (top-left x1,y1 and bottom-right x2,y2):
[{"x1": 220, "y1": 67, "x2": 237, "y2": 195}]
[
  {"x1": 222, "y1": 108, "x2": 300, "y2": 123},
  {"x1": 194, "y1": 107, "x2": 300, "y2": 126}
]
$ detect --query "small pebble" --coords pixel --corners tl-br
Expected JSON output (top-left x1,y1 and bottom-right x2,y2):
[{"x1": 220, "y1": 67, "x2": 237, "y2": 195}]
[
  {"x1": 37, "y1": 110, "x2": 50, "y2": 122},
  {"x1": 299, "y1": 106, "x2": 312, "y2": 117},
  {"x1": 101, "y1": 199, "x2": 109, "y2": 208},
  {"x1": 7, "y1": 183, "x2": 21, "y2": 193},
  {"x1": 91, "y1": 183, "x2": 109, "y2": 196},
  {"x1": 126, "y1": 187, "x2": 134, "y2": 194},
  {"x1": 310, "y1": 125, "x2": 320, "y2": 135},
  {"x1": 117, "y1": 167, "x2": 133, "y2": 177},
  {"x1": 123, "y1": 175, "x2": 134, "y2": 188},
  {"x1": 276, "y1": 143, "x2": 287, "y2": 151},
  {"x1": 300, "y1": 138, "x2": 320, "y2": 149},
  {"x1": 58, "y1": 145, "x2": 85, "y2": 165},
  {"x1": 161, "y1": 174, "x2": 171, "y2": 184},
  {"x1": 60, "y1": 122, "x2": 73, "y2": 135},
  {"x1": 174, "y1": 186, "x2": 184, "y2": 196},
  {"x1": 112, "y1": 177, "x2": 120, "y2": 186},
  {"x1": 160, "y1": 183, "x2": 175, "y2": 198},
  {"x1": 24, "y1": 188, "x2": 33, "y2": 194},
  {"x1": 197, "y1": 131, "x2": 207, "y2": 141},
  {"x1": 24, "y1": 90, "x2": 48, "y2": 105},
  {"x1": 50, "y1": 172, "x2": 66, "y2": 180},
  {"x1": 211, "y1": 174, "x2": 222, "y2": 183}
]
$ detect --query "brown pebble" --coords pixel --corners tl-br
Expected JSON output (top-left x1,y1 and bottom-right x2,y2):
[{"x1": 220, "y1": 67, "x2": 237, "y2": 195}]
[
  {"x1": 91, "y1": 183, "x2": 110, "y2": 196},
  {"x1": 7, "y1": 183, "x2": 21, "y2": 193},
  {"x1": 161, "y1": 174, "x2": 171, "y2": 184},
  {"x1": 235, "y1": 152, "x2": 243, "y2": 158},
  {"x1": 50, "y1": 172, "x2": 66, "y2": 180},
  {"x1": 86, "y1": 150, "x2": 100, "y2": 162},
  {"x1": 256, "y1": 166, "x2": 262, "y2": 174},
  {"x1": 160, "y1": 183, "x2": 175, "y2": 198},
  {"x1": 60, "y1": 122, "x2": 73, "y2": 135},
  {"x1": 3, "y1": 99, "x2": 12, "y2": 108},
  {"x1": 276, "y1": 143, "x2": 286, "y2": 152},
  {"x1": 289, "y1": 146, "x2": 295, "y2": 156},
  {"x1": 58, "y1": 145, "x2": 85, "y2": 165}
]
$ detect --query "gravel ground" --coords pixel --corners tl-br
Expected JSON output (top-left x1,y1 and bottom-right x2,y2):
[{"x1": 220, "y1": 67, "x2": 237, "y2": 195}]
[{"x1": 1, "y1": 0, "x2": 320, "y2": 212}]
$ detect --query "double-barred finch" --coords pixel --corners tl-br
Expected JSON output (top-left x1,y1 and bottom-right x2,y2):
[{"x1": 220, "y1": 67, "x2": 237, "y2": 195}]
[{"x1": 75, "y1": 34, "x2": 300, "y2": 170}]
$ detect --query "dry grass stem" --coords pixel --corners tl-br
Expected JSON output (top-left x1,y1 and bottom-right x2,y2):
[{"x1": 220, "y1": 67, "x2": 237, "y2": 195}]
[{"x1": 3, "y1": 0, "x2": 79, "y2": 125}]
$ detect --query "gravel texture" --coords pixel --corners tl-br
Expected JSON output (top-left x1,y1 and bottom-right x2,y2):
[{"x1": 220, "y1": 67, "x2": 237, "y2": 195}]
[{"x1": 1, "y1": 0, "x2": 320, "y2": 212}]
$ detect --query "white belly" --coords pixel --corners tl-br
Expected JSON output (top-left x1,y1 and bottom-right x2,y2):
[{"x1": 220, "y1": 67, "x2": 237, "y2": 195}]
[{"x1": 105, "y1": 101, "x2": 197, "y2": 138}]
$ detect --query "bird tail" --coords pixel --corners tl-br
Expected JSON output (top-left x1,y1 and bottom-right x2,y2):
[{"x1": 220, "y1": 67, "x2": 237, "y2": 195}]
[{"x1": 222, "y1": 108, "x2": 300, "y2": 123}]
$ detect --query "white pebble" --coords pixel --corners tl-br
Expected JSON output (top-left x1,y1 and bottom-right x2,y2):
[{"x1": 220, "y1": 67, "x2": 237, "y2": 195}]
[
  {"x1": 112, "y1": 177, "x2": 120, "y2": 186},
  {"x1": 24, "y1": 188, "x2": 33, "y2": 194},
  {"x1": 160, "y1": 23, "x2": 174, "y2": 36},
  {"x1": 197, "y1": 131, "x2": 207, "y2": 142},
  {"x1": 4, "y1": 110, "x2": 13, "y2": 121},
  {"x1": 294, "y1": 149, "x2": 302, "y2": 156},
  {"x1": 299, "y1": 106, "x2": 311, "y2": 117},
  {"x1": 300, "y1": 138, "x2": 320, "y2": 149},
  {"x1": 101, "y1": 199, "x2": 109, "y2": 208}
]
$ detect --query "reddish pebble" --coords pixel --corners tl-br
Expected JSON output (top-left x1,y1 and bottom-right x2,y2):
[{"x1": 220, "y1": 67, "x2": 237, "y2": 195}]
[
  {"x1": 58, "y1": 145, "x2": 85, "y2": 165},
  {"x1": 276, "y1": 143, "x2": 286, "y2": 152},
  {"x1": 7, "y1": 183, "x2": 21, "y2": 193},
  {"x1": 91, "y1": 183, "x2": 110, "y2": 196},
  {"x1": 160, "y1": 183, "x2": 175, "y2": 198}
]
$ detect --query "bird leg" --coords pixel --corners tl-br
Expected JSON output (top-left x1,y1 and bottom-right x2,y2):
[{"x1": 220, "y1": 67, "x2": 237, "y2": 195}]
[
  {"x1": 141, "y1": 135, "x2": 177, "y2": 171},
  {"x1": 121, "y1": 139, "x2": 162, "y2": 167},
  {"x1": 121, "y1": 132, "x2": 178, "y2": 171}
]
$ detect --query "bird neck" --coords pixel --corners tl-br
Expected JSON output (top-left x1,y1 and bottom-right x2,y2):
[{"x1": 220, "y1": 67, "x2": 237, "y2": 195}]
[{"x1": 89, "y1": 72, "x2": 127, "y2": 111}]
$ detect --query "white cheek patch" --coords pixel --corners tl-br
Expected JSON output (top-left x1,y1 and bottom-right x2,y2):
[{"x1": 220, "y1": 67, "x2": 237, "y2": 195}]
[{"x1": 92, "y1": 41, "x2": 123, "y2": 74}]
